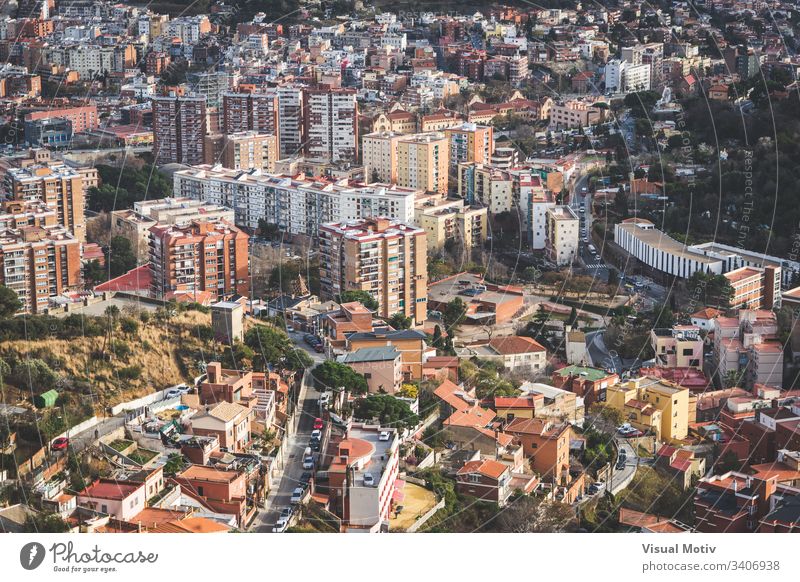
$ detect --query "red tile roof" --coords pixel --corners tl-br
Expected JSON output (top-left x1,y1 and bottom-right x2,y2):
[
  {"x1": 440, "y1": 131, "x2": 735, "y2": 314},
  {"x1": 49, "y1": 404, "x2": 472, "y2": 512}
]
[
  {"x1": 487, "y1": 336, "x2": 546, "y2": 355},
  {"x1": 94, "y1": 264, "x2": 152, "y2": 293},
  {"x1": 457, "y1": 459, "x2": 509, "y2": 480}
]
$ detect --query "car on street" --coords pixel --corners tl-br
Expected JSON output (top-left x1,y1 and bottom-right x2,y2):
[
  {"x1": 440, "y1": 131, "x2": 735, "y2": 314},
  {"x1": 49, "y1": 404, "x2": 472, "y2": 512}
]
[
  {"x1": 310, "y1": 440, "x2": 321, "y2": 452},
  {"x1": 280, "y1": 507, "x2": 293, "y2": 520},
  {"x1": 165, "y1": 389, "x2": 182, "y2": 399},
  {"x1": 363, "y1": 473, "x2": 375, "y2": 486},
  {"x1": 311, "y1": 429, "x2": 322, "y2": 441},
  {"x1": 299, "y1": 472, "x2": 312, "y2": 486},
  {"x1": 273, "y1": 518, "x2": 289, "y2": 533},
  {"x1": 51, "y1": 437, "x2": 69, "y2": 451},
  {"x1": 378, "y1": 431, "x2": 390, "y2": 441},
  {"x1": 313, "y1": 418, "x2": 324, "y2": 430},
  {"x1": 302, "y1": 455, "x2": 315, "y2": 469},
  {"x1": 290, "y1": 487, "x2": 304, "y2": 504}
]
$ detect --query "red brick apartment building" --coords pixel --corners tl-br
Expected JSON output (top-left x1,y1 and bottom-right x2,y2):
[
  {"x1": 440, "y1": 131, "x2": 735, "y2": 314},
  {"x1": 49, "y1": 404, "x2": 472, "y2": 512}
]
[
  {"x1": 148, "y1": 220, "x2": 249, "y2": 303},
  {"x1": 0, "y1": 225, "x2": 81, "y2": 313},
  {"x1": 24, "y1": 104, "x2": 98, "y2": 133},
  {"x1": 174, "y1": 465, "x2": 250, "y2": 527}
]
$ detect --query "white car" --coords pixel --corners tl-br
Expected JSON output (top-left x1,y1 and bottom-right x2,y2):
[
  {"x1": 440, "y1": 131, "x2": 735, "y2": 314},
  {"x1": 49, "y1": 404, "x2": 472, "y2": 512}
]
[
  {"x1": 273, "y1": 518, "x2": 289, "y2": 533},
  {"x1": 310, "y1": 429, "x2": 322, "y2": 440},
  {"x1": 164, "y1": 389, "x2": 181, "y2": 400},
  {"x1": 290, "y1": 487, "x2": 304, "y2": 504},
  {"x1": 378, "y1": 431, "x2": 390, "y2": 441},
  {"x1": 363, "y1": 473, "x2": 375, "y2": 486}
]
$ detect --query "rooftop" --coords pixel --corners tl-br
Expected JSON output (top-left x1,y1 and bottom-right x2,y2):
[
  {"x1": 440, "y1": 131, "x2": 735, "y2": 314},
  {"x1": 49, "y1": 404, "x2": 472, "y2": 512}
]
[
  {"x1": 79, "y1": 479, "x2": 142, "y2": 501},
  {"x1": 341, "y1": 346, "x2": 401, "y2": 363}
]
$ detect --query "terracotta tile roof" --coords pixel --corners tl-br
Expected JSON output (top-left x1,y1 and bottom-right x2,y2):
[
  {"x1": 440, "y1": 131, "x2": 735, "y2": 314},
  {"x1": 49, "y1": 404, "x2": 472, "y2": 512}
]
[
  {"x1": 434, "y1": 379, "x2": 471, "y2": 412},
  {"x1": 493, "y1": 396, "x2": 539, "y2": 409},
  {"x1": 457, "y1": 459, "x2": 509, "y2": 480},
  {"x1": 150, "y1": 517, "x2": 230, "y2": 533},
  {"x1": 487, "y1": 336, "x2": 546, "y2": 355},
  {"x1": 444, "y1": 406, "x2": 494, "y2": 428}
]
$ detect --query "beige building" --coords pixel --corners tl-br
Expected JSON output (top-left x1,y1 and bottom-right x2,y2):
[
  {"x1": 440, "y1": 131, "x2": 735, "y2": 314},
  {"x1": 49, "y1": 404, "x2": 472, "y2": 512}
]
[
  {"x1": 362, "y1": 131, "x2": 402, "y2": 183},
  {"x1": 545, "y1": 205, "x2": 579, "y2": 266},
  {"x1": 340, "y1": 346, "x2": 403, "y2": 394},
  {"x1": 219, "y1": 131, "x2": 278, "y2": 172},
  {"x1": 606, "y1": 377, "x2": 691, "y2": 442},
  {"x1": 650, "y1": 325, "x2": 703, "y2": 369},
  {"x1": 211, "y1": 300, "x2": 245, "y2": 344},
  {"x1": 319, "y1": 217, "x2": 428, "y2": 325},
  {"x1": 548, "y1": 99, "x2": 604, "y2": 130},
  {"x1": 713, "y1": 310, "x2": 783, "y2": 389},
  {"x1": 396, "y1": 132, "x2": 449, "y2": 194},
  {"x1": 414, "y1": 197, "x2": 488, "y2": 252}
]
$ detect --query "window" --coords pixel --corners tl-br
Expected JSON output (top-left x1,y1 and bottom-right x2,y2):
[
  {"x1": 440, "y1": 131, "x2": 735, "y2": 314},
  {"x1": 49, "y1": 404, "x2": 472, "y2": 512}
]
[
  {"x1": 469, "y1": 474, "x2": 480, "y2": 483},
  {"x1": 198, "y1": 486, "x2": 204, "y2": 496},
  {"x1": 101, "y1": 504, "x2": 108, "y2": 514}
]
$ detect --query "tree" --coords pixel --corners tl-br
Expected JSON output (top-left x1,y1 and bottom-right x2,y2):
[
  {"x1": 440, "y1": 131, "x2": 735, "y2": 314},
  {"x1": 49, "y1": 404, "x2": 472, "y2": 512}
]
[
  {"x1": 614, "y1": 186, "x2": 629, "y2": 218},
  {"x1": 83, "y1": 260, "x2": 107, "y2": 286},
  {"x1": 312, "y1": 360, "x2": 368, "y2": 394},
  {"x1": 23, "y1": 513, "x2": 70, "y2": 533},
  {"x1": 108, "y1": 236, "x2": 136, "y2": 278},
  {"x1": 257, "y1": 219, "x2": 281, "y2": 240},
  {"x1": 354, "y1": 395, "x2": 419, "y2": 429},
  {"x1": 567, "y1": 306, "x2": 578, "y2": 327},
  {"x1": 0, "y1": 285, "x2": 22, "y2": 317},
  {"x1": 388, "y1": 313, "x2": 413, "y2": 330},
  {"x1": 397, "y1": 383, "x2": 418, "y2": 399},
  {"x1": 338, "y1": 290, "x2": 379, "y2": 311},
  {"x1": 443, "y1": 297, "x2": 467, "y2": 330}
]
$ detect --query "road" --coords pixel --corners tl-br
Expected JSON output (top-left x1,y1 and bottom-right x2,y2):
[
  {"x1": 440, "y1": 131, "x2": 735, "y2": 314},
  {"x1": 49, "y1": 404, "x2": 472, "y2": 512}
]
[
  {"x1": 608, "y1": 436, "x2": 639, "y2": 494},
  {"x1": 250, "y1": 370, "x2": 321, "y2": 532},
  {"x1": 585, "y1": 329, "x2": 622, "y2": 374}
]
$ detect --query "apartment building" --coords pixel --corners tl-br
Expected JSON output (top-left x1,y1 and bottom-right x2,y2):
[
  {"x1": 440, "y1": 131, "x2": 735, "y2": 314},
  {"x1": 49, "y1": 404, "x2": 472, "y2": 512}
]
[
  {"x1": 319, "y1": 217, "x2": 427, "y2": 324},
  {"x1": 328, "y1": 425, "x2": 400, "y2": 532},
  {"x1": 414, "y1": 196, "x2": 487, "y2": 252},
  {"x1": 212, "y1": 132, "x2": 278, "y2": 172},
  {"x1": 650, "y1": 325, "x2": 704, "y2": 369},
  {"x1": 713, "y1": 310, "x2": 783, "y2": 389},
  {"x1": 724, "y1": 266, "x2": 780, "y2": 310},
  {"x1": 548, "y1": 100, "x2": 604, "y2": 129},
  {"x1": 0, "y1": 200, "x2": 57, "y2": 231},
  {"x1": 444, "y1": 123, "x2": 494, "y2": 168},
  {"x1": 152, "y1": 94, "x2": 207, "y2": 166},
  {"x1": 362, "y1": 131, "x2": 401, "y2": 183},
  {"x1": 4, "y1": 163, "x2": 87, "y2": 241},
  {"x1": 23, "y1": 104, "x2": 97, "y2": 134},
  {"x1": 111, "y1": 198, "x2": 234, "y2": 263},
  {"x1": 222, "y1": 91, "x2": 279, "y2": 144},
  {"x1": 545, "y1": 205, "x2": 579, "y2": 266},
  {"x1": 173, "y1": 165, "x2": 417, "y2": 235},
  {"x1": 621, "y1": 42, "x2": 664, "y2": 88},
  {"x1": 606, "y1": 376, "x2": 691, "y2": 442},
  {"x1": 0, "y1": 225, "x2": 81, "y2": 313},
  {"x1": 277, "y1": 86, "x2": 305, "y2": 159},
  {"x1": 396, "y1": 132, "x2": 449, "y2": 194},
  {"x1": 303, "y1": 88, "x2": 358, "y2": 163},
  {"x1": 148, "y1": 219, "x2": 249, "y2": 303}
]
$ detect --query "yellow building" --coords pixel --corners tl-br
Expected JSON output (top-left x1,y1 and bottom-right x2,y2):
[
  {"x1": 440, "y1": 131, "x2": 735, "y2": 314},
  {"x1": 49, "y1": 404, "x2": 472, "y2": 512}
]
[
  {"x1": 444, "y1": 123, "x2": 494, "y2": 168},
  {"x1": 414, "y1": 197, "x2": 488, "y2": 251},
  {"x1": 606, "y1": 377, "x2": 691, "y2": 442},
  {"x1": 396, "y1": 132, "x2": 449, "y2": 194}
]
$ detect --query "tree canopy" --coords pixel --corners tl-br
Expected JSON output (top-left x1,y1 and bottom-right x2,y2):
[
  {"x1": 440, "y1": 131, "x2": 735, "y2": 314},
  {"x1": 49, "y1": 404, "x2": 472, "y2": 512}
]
[
  {"x1": 354, "y1": 395, "x2": 418, "y2": 429},
  {"x1": 311, "y1": 360, "x2": 368, "y2": 394}
]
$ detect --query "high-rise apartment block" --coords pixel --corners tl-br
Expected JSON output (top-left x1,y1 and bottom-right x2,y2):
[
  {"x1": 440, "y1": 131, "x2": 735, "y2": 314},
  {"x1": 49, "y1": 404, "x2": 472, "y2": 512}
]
[
  {"x1": 319, "y1": 217, "x2": 427, "y2": 324},
  {"x1": 152, "y1": 94, "x2": 208, "y2": 166},
  {"x1": 4, "y1": 163, "x2": 88, "y2": 241},
  {"x1": 149, "y1": 220, "x2": 249, "y2": 303},
  {"x1": 0, "y1": 225, "x2": 81, "y2": 313},
  {"x1": 396, "y1": 132, "x2": 449, "y2": 194},
  {"x1": 444, "y1": 123, "x2": 494, "y2": 167},
  {"x1": 304, "y1": 88, "x2": 358, "y2": 163}
]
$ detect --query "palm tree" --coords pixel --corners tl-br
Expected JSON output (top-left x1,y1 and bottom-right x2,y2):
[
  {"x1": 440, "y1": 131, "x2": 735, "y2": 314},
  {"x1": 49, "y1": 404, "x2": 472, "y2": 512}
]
[{"x1": 101, "y1": 305, "x2": 120, "y2": 356}]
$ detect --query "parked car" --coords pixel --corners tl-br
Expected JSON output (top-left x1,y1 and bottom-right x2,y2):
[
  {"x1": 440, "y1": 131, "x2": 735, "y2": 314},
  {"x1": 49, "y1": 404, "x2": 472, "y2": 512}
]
[
  {"x1": 280, "y1": 508, "x2": 293, "y2": 520},
  {"x1": 165, "y1": 389, "x2": 182, "y2": 399},
  {"x1": 302, "y1": 455, "x2": 315, "y2": 470},
  {"x1": 273, "y1": 518, "x2": 289, "y2": 533},
  {"x1": 51, "y1": 437, "x2": 69, "y2": 451},
  {"x1": 290, "y1": 487, "x2": 304, "y2": 504},
  {"x1": 311, "y1": 429, "x2": 321, "y2": 441},
  {"x1": 363, "y1": 473, "x2": 375, "y2": 486},
  {"x1": 299, "y1": 472, "x2": 312, "y2": 486},
  {"x1": 310, "y1": 440, "x2": 321, "y2": 452},
  {"x1": 313, "y1": 418, "x2": 324, "y2": 430},
  {"x1": 378, "y1": 431, "x2": 390, "y2": 441}
]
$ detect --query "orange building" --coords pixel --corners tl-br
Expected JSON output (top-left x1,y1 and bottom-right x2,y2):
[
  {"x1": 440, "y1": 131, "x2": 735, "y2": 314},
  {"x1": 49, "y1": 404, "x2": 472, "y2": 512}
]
[
  {"x1": 149, "y1": 220, "x2": 249, "y2": 303},
  {"x1": 0, "y1": 225, "x2": 81, "y2": 314},
  {"x1": 504, "y1": 417, "x2": 572, "y2": 485}
]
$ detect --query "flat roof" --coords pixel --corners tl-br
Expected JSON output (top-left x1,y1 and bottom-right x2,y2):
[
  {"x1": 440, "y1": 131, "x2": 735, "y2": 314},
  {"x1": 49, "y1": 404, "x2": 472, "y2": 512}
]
[{"x1": 616, "y1": 222, "x2": 718, "y2": 264}]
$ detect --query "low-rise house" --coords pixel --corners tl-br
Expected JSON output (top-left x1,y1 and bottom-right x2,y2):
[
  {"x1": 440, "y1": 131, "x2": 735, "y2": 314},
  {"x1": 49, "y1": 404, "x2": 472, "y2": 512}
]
[
  {"x1": 323, "y1": 301, "x2": 383, "y2": 350},
  {"x1": 174, "y1": 465, "x2": 249, "y2": 528},
  {"x1": 504, "y1": 418, "x2": 572, "y2": 485},
  {"x1": 653, "y1": 444, "x2": 706, "y2": 489},
  {"x1": 77, "y1": 479, "x2": 146, "y2": 521},
  {"x1": 551, "y1": 365, "x2": 619, "y2": 409},
  {"x1": 346, "y1": 329, "x2": 428, "y2": 381},
  {"x1": 650, "y1": 325, "x2": 703, "y2": 369},
  {"x1": 459, "y1": 336, "x2": 547, "y2": 375},
  {"x1": 455, "y1": 459, "x2": 513, "y2": 505},
  {"x1": 606, "y1": 377, "x2": 692, "y2": 442},
  {"x1": 340, "y1": 346, "x2": 403, "y2": 394},
  {"x1": 189, "y1": 401, "x2": 253, "y2": 453}
]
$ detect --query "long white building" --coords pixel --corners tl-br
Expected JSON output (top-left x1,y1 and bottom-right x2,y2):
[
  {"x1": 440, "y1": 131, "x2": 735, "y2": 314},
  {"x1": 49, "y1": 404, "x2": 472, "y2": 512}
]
[
  {"x1": 614, "y1": 218, "x2": 796, "y2": 286},
  {"x1": 172, "y1": 165, "x2": 418, "y2": 237}
]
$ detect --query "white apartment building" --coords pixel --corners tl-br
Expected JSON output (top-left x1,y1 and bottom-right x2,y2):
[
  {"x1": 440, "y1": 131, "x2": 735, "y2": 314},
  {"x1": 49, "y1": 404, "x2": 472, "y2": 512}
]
[
  {"x1": 362, "y1": 132, "x2": 401, "y2": 183},
  {"x1": 545, "y1": 205, "x2": 579, "y2": 266},
  {"x1": 173, "y1": 165, "x2": 418, "y2": 236},
  {"x1": 304, "y1": 88, "x2": 358, "y2": 163}
]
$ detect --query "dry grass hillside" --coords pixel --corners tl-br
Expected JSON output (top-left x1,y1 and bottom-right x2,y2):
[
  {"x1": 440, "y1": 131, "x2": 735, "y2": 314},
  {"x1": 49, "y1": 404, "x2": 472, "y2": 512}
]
[{"x1": 1, "y1": 309, "x2": 213, "y2": 411}]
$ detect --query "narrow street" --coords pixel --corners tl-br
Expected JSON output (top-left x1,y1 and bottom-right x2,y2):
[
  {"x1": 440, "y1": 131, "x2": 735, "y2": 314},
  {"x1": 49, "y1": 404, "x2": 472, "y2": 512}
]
[{"x1": 250, "y1": 375, "x2": 320, "y2": 532}]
